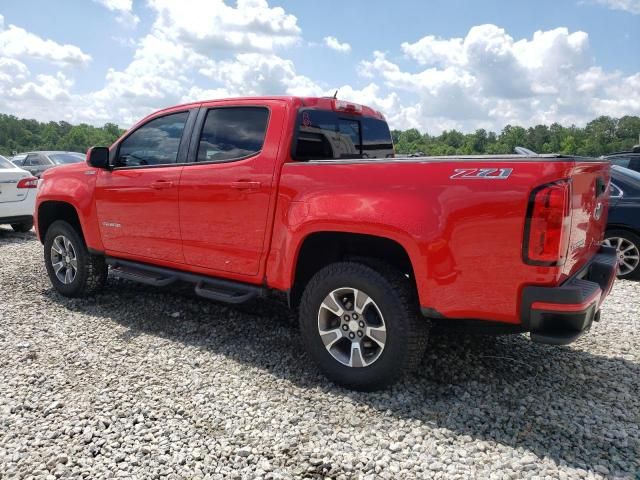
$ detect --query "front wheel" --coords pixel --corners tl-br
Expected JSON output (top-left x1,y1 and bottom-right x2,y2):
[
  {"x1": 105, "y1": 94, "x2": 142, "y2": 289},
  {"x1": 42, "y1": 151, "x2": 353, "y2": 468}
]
[
  {"x1": 299, "y1": 262, "x2": 429, "y2": 391},
  {"x1": 604, "y1": 230, "x2": 640, "y2": 280},
  {"x1": 44, "y1": 220, "x2": 108, "y2": 297}
]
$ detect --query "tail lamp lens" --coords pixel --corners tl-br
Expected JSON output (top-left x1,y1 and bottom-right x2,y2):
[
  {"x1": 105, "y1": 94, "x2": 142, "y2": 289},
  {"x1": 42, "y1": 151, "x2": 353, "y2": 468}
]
[
  {"x1": 17, "y1": 177, "x2": 39, "y2": 189},
  {"x1": 524, "y1": 181, "x2": 571, "y2": 265}
]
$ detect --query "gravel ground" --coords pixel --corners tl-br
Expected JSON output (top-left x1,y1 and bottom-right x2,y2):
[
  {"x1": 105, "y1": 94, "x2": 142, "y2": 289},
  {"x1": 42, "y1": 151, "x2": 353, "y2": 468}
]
[{"x1": 1, "y1": 226, "x2": 639, "y2": 480}]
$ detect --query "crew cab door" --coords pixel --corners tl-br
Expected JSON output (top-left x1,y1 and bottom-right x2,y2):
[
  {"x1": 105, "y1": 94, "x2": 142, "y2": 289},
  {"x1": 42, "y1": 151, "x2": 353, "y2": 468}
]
[
  {"x1": 95, "y1": 109, "x2": 196, "y2": 264},
  {"x1": 179, "y1": 101, "x2": 285, "y2": 277}
]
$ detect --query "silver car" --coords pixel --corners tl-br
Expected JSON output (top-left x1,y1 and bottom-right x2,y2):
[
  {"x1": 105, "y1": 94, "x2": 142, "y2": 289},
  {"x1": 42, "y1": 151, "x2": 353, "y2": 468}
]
[{"x1": 10, "y1": 151, "x2": 86, "y2": 178}]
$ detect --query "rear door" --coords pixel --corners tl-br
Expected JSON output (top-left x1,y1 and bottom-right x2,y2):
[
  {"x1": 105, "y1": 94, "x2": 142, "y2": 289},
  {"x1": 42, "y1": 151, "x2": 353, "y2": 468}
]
[
  {"x1": 179, "y1": 101, "x2": 285, "y2": 277},
  {"x1": 95, "y1": 109, "x2": 196, "y2": 264}
]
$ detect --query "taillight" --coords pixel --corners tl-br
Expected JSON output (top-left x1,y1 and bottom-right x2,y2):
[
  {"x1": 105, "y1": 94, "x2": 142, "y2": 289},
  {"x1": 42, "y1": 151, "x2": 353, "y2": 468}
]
[
  {"x1": 17, "y1": 177, "x2": 39, "y2": 189},
  {"x1": 523, "y1": 180, "x2": 572, "y2": 266}
]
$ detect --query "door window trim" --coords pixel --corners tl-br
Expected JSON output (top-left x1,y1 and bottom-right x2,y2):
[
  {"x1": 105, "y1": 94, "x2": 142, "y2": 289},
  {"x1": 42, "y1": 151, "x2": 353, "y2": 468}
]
[
  {"x1": 185, "y1": 105, "x2": 271, "y2": 166},
  {"x1": 110, "y1": 108, "x2": 199, "y2": 171}
]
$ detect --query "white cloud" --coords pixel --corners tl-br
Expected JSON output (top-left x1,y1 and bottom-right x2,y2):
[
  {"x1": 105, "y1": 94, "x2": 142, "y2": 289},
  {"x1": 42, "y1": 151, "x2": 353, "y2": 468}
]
[
  {"x1": 92, "y1": 0, "x2": 140, "y2": 26},
  {"x1": 362, "y1": 24, "x2": 640, "y2": 132},
  {"x1": 44, "y1": 0, "x2": 306, "y2": 126},
  {"x1": 0, "y1": 15, "x2": 91, "y2": 66},
  {"x1": 591, "y1": 0, "x2": 640, "y2": 14},
  {"x1": 0, "y1": 2, "x2": 638, "y2": 136},
  {"x1": 148, "y1": 0, "x2": 301, "y2": 53},
  {"x1": 200, "y1": 53, "x2": 322, "y2": 97},
  {"x1": 324, "y1": 36, "x2": 351, "y2": 53}
]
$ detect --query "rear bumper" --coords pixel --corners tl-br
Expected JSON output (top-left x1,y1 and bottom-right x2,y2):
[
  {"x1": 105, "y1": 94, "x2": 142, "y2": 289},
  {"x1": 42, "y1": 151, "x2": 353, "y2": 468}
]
[
  {"x1": 0, "y1": 189, "x2": 36, "y2": 223},
  {"x1": 520, "y1": 246, "x2": 617, "y2": 345}
]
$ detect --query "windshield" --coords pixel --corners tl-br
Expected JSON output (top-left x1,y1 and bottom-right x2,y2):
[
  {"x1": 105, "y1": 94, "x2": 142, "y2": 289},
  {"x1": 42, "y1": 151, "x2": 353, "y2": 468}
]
[
  {"x1": 0, "y1": 155, "x2": 15, "y2": 169},
  {"x1": 49, "y1": 153, "x2": 85, "y2": 165},
  {"x1": 293, "y1": 109, "x2": 394, "y2": 161}
]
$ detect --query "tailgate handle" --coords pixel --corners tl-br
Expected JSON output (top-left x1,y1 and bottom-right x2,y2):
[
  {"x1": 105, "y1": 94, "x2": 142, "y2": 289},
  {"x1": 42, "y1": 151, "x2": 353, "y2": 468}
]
[{"x1": 231, "y1": 181, "x2": 261, "y2": 190}]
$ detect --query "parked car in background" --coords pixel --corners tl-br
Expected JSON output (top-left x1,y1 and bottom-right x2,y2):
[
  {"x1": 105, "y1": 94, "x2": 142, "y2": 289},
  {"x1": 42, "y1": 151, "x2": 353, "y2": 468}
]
[
  {"x1": 0, "y1": 154, "x2": 38, "y2": 232},
  {"x1": 10, "y1": 151, "x2": 85, "y2": 178},
  {"x1": 604, "y1": 165, "x2": 640, "y2": 280},
  {"x1": 603, "y1": 145, "x2": 640, "y2": 174}
]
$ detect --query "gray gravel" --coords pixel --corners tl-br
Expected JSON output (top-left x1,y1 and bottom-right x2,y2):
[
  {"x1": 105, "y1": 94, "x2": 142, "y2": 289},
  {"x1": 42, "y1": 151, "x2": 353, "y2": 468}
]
[{"x1": 1, "y1": 226, "x2": 639, "y2": 479}]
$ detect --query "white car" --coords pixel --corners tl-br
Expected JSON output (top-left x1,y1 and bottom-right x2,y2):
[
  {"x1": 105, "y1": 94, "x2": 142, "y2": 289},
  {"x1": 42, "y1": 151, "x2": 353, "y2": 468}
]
[{"x1": 0, "y1": 154, "x2": 38, "y2": 232}]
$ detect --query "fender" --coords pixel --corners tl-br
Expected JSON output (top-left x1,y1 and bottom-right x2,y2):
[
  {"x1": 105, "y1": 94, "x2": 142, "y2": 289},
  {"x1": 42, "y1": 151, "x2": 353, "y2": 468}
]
[{"x1": 36, "y1": 164, "x2": 104, "y2": 252}]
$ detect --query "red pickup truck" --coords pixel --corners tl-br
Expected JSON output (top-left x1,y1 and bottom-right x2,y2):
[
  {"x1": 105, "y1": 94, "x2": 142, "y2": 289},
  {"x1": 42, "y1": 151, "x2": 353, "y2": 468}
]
[{"x1": 35, "y1": 96, "x2": 617, "y2": 390}]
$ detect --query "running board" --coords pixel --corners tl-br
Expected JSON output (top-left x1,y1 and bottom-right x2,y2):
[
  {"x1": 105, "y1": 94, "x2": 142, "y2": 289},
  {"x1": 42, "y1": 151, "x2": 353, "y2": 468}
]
[{"x1": 106, "y1": 258, "x2": 263, "y2": 305}]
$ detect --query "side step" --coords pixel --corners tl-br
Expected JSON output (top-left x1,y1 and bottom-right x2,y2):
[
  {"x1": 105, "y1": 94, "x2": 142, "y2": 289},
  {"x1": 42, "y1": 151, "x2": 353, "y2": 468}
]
[{"x1": 107, "y1": 258, "x2": 264, "y2": 305}]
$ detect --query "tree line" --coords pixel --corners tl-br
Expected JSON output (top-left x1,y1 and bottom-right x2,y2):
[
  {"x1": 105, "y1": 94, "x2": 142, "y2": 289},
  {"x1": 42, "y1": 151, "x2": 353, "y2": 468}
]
[
  {"x1": 392, "y1": 115, "x2": 640, "y2": 156},
  {"x1": 0, "y1": 114, "x2": 125, "y2": 157},
  {"x1": 0, "y1": 112, "x2": 638, "y2": 158}
]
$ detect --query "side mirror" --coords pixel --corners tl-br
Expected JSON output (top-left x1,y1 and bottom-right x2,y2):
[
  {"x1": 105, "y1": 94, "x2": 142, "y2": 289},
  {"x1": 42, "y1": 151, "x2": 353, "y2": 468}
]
[{"x1": 87, "y1": 147, "x2": 110, "y2": 169}]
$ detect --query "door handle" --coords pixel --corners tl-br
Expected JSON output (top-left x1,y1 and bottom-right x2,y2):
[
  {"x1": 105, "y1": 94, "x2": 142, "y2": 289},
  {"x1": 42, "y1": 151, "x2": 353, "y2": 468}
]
[
  {"x1": 230, "y1": 181, "x2": 261, "y2": 190},
  {"x1": 150, "y1": 180, "x2": 174, "y2": 189}
]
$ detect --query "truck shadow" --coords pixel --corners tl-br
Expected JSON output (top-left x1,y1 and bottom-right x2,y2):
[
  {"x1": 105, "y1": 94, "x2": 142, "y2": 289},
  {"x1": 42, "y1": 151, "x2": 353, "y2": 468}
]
[{"x1": 46, "y1": 278, "x2": 639, "y2": 476}]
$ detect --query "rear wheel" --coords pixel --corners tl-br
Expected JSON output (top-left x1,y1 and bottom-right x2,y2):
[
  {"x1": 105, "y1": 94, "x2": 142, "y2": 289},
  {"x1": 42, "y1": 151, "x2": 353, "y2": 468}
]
[
  {"x1": 11, "y1": 220, "x2": 33, "y2": 232},
  {"x1": 604, "y1": 230, "x2": 640, "y2": 280},
  {"x1": 299, "y1": 262, "x2": 429, "y2": 391},
  {"x1": 44, "y1": 220, "x2": 108, "y2": 297}
]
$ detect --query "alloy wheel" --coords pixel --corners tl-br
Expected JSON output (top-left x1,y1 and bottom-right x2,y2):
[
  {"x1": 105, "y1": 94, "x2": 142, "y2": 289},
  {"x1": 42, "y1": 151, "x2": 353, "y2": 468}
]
[
  {"x1": 317, "y1": 287, "x2": 387, "y2": 368},
  {"x1": 604, "y1": 236, "x2": 640, "y2": 276},
  {"x1": 50, "y1": 235, "x2": 78, "y2": 284}
]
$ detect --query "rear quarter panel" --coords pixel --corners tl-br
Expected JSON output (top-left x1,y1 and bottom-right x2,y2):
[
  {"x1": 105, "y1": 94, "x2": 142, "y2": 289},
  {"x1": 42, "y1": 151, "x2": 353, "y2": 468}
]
[{"x1": 268, "y1": 159, "x2": 584, "y2": 323}]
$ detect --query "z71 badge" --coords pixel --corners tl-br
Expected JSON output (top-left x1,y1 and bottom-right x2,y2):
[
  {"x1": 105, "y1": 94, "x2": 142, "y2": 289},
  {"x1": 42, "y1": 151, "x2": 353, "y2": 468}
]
[{"x1": 450, "y1": 168, "x2": 513, "y2": 180}]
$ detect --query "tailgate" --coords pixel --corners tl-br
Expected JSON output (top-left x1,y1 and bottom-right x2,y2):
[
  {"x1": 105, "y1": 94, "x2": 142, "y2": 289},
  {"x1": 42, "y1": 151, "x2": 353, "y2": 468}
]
[
  {"x1": 562, "y1": 160, "x2": 610, "y2": 278},
  {"x1": 0, "y1": 170, "x2": 30, "y2": 204}
]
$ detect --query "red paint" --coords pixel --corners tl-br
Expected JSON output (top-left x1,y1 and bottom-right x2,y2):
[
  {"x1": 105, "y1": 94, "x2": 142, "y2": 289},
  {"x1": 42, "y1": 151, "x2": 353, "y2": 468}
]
[{"x1": 35, "y1": 96, "x2": 612, "y2": 326}]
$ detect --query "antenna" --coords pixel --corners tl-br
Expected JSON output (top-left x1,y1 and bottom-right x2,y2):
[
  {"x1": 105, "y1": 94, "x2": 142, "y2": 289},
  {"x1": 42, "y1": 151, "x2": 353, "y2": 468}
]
[{"x1": 333, "y1": 90, "x2": 339, "y2": 99}]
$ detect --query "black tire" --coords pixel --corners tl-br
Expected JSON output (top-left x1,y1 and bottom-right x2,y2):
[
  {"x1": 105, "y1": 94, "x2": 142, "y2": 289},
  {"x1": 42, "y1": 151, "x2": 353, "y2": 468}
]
[
  {"x1": 605, "y1": 229, "x2": 640, "y2": 280},
  {"x1": 299, "y1": 262, "x2": 429, "y2": 391},
  {"x1": 11, "y1": 220, "x2": 33, "y2": 232},
  {"x1": 44, "y1": 220, "x2": 108, "y2": 297}
]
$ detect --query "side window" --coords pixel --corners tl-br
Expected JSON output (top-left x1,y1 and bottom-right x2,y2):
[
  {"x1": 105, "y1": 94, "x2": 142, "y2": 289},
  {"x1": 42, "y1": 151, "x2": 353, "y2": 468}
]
[
  {"x1": 11, "y1": 155, "x2": 26, "y2": 166},
  {"x1": 629, "y1": 157, "x2": 640, "y2": 173},
  {"x1": 197, "y1": 107, "x2": 269, "y2": 162},
  {"x1": 116, "y1": 111, "x2": 189, "y2": 167},
  {"x1": 25, "y1": 154, "x2": 48, "y2": 166}
]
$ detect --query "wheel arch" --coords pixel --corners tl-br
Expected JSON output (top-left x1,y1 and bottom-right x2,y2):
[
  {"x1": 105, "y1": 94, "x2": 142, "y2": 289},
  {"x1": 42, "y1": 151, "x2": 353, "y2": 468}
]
[
  {"x1": 605, "y1": 224, "x2": 640, "y2": 236},
  {"x1": 37, "y1": 201, "x2": 85, "y2": 245},
  {"x1": 288, "y1": 230, "x2": 419, "y2": 308}
]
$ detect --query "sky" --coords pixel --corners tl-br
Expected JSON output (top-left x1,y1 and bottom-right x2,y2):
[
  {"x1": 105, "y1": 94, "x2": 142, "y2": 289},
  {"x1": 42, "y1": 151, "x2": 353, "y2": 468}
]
[{"x1": 0, "y1": 0, "x2": 639, "y2": 133}]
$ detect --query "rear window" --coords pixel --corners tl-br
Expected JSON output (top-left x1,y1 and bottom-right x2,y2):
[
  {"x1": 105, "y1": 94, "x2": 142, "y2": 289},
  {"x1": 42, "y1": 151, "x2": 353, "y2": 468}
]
[
  {"x1": 50, "y1": 153, "x2": 85, "y2": 165},
  {"x1": 293, "y1": 109, "x2": 394, "y2": 161},
  {"x1": 0, "y1": 155, "x2": 14, "y2": 169},
  {"x1": 197, "y1": 107, "x2": 269, "y2": 162}
]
